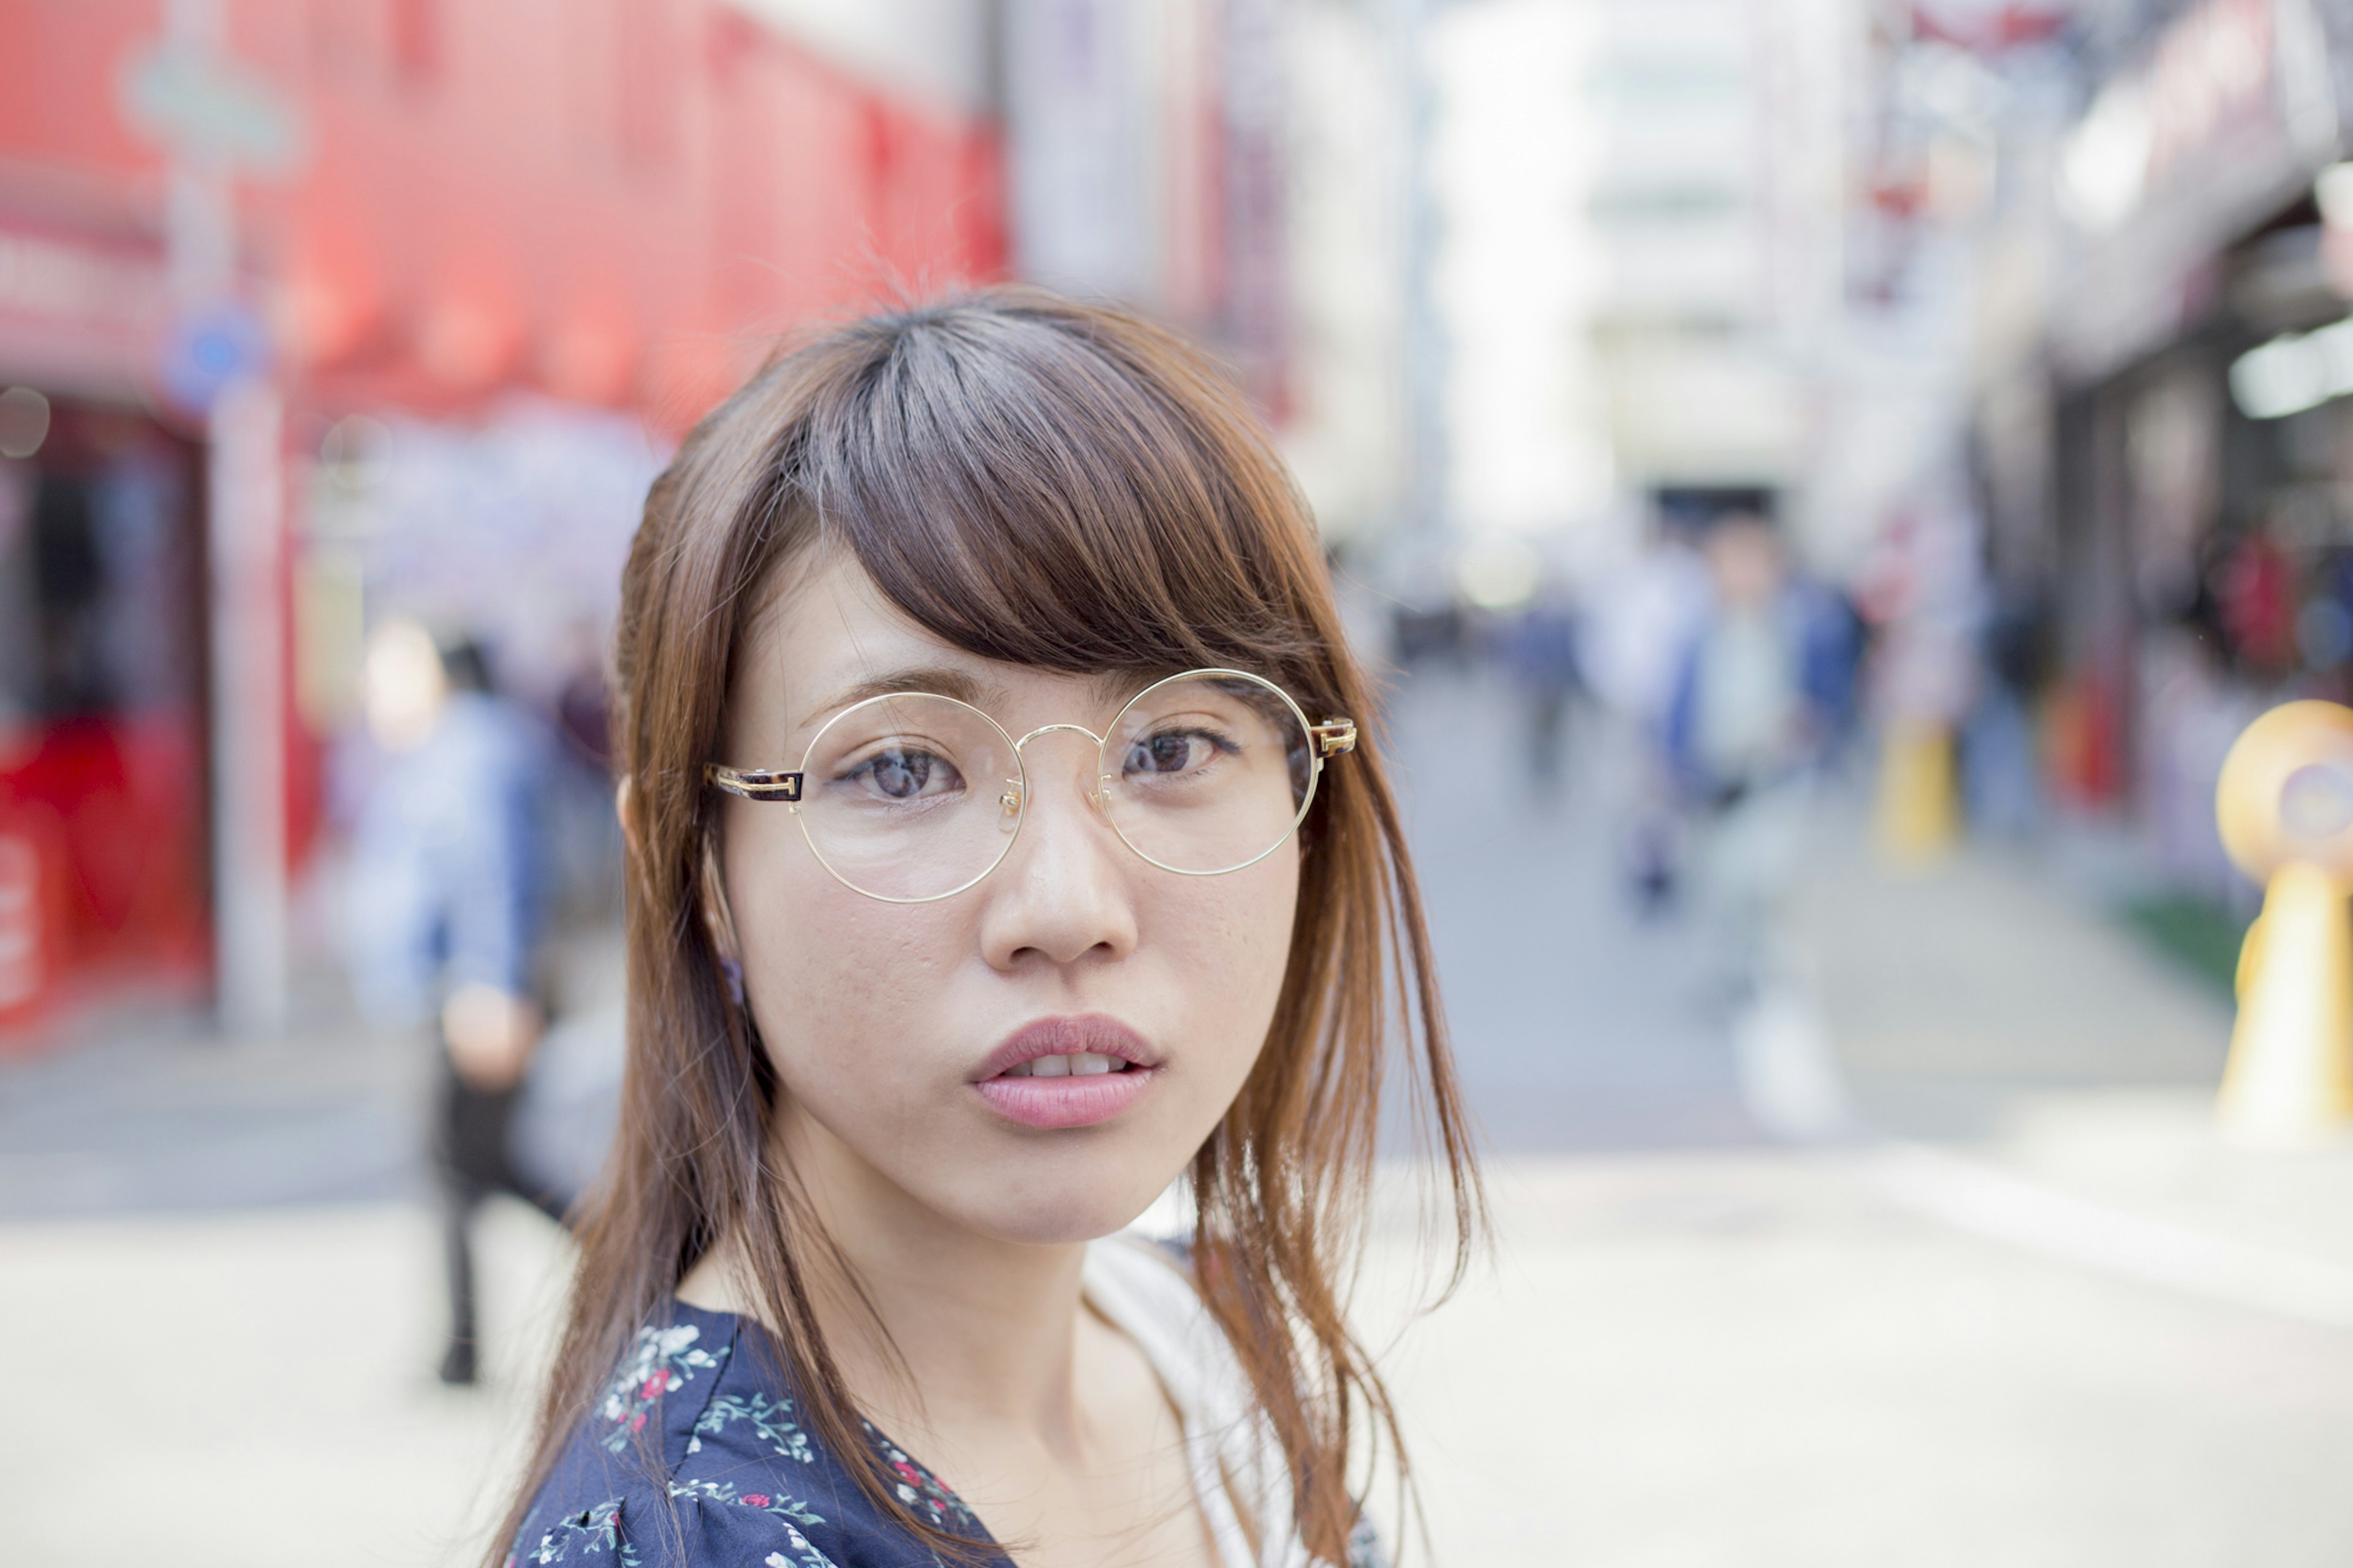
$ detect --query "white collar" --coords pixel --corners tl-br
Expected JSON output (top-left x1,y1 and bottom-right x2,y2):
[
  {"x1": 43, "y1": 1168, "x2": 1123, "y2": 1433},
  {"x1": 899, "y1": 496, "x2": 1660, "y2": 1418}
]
[{"x1": 1081, "y1": 1233, "x2": 1320, "y2": 1568}]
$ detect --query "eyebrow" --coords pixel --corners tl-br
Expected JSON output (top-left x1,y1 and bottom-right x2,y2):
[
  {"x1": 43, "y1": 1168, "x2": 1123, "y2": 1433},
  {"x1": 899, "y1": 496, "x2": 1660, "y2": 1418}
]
[{"x1": 797, "y1": 665, "x2": 1004, "y2": 731}]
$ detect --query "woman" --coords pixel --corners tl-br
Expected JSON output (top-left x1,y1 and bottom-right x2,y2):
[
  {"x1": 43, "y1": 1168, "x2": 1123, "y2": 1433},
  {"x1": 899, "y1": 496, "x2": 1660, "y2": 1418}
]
[{"x1": 498, "y1": 290, "x2": 1479, "y2": 1568}]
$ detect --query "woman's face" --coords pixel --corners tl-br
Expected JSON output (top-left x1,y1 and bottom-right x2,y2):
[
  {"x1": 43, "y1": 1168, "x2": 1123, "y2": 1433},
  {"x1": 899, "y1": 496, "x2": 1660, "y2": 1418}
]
[{"x1": 717, "y1": 553, "x2": 1301, "y2": 1244}]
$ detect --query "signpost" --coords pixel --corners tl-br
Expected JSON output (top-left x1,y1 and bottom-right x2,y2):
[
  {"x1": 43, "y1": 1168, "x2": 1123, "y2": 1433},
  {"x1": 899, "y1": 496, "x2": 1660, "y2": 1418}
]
[{"x1": 117, "y1": 0, "x2": 306, "y2": 1039}]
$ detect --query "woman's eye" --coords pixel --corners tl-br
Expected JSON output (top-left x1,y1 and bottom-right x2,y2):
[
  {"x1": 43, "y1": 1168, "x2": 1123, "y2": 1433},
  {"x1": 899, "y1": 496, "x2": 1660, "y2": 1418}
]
[
  {"x1": 1125, "y1": 729, "x2": 1224, "y2": 776},
  {"x1": 848, "y1": 748, "x2": 963, "y2": 801}
]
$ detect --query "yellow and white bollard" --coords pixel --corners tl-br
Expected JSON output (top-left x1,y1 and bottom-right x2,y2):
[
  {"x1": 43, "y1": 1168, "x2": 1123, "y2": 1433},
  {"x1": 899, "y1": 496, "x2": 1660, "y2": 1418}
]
[
  {"x1": 1873, "y1": 720, "x2": 1959, "y2": 868},
  {"x1": 2215, "y1": 701, "x2": 2353, "y2": 1148}
]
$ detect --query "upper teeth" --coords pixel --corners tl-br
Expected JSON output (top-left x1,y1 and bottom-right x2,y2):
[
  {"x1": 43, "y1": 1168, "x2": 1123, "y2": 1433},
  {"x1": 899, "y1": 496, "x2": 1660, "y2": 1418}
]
[{"x1": 1004, "y1": 1053, "x2": 1122, "y2": 1078}]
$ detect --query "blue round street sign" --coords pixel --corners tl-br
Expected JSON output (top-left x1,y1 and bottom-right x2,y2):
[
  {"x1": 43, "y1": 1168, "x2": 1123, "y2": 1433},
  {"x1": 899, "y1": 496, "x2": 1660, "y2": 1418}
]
[{"x1": 160, "y1": 301, "x2": 270, "y2": 415}]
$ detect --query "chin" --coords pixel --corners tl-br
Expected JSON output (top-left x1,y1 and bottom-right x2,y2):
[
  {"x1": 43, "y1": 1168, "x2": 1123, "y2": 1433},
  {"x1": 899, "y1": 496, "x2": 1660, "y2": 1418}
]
[{"x1": 949, "y1": 1156, "x2": 1172, "y2": 1247}]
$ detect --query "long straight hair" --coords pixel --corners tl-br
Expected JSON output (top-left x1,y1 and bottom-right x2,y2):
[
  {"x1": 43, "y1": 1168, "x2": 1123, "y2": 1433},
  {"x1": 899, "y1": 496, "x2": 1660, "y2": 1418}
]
[{"x1": 496, "y1": 289, "x2": 1481, "y2": 1564}]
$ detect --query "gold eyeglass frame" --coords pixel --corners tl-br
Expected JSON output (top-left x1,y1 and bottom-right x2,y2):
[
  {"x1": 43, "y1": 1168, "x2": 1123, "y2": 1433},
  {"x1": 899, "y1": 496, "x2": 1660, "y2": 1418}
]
[{"x1": 704, "y1": 666, "x2": 1357, "y2": 904}]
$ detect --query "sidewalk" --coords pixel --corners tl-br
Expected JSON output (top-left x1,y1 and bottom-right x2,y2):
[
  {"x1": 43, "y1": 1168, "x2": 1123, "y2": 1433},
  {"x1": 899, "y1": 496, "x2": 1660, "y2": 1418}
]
[
  {"x1": 1355, "y1": 1146, "x2": 2353, "y2": 1568},
  {"x1": 1790, "y1": 826, "x2": 2353, "y2": 1285},
  {"x1": 0, "y1": 1198, "x2": 567, "y2": 1566},
  {"x1": 0, "y1": 925, "x2": 624, "y2": 1220},
  {"x1": 1347, "y1": 828, "x2": 2353, "y2": 1567},
  {"x1": 0, "y1": 1018, "x2": 425, "y2": 1218},
  {"x1": 1796, "y1": 832, "x2": 2229, "y2": 1123}
]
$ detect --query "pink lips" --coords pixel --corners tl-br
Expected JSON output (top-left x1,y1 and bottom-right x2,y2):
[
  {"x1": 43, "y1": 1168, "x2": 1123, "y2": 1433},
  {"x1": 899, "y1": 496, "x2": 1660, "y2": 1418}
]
[{"x1": 971, "y1": 1015, "x2": 1162, "y2": 1130}]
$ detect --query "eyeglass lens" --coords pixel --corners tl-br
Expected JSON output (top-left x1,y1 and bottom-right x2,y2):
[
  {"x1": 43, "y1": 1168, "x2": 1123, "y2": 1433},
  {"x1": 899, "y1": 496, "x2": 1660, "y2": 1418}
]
[
  {"x1": 1099, "y1": 671, "x2": 1313, "y2": 875},
  {"x1": 792, "y1": 672, "x2": 1314, "y2": 901},
  {"x1": 796, "y1": 693, "x2": 1021, "y2": 901}
]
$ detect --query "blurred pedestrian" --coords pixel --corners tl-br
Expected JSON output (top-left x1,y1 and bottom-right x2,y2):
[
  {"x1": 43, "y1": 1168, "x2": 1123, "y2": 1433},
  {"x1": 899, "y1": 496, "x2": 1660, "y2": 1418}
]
[
  {"x1": 347, "y1": 616, "x2": 566, "y2": 1386},
  {"x1": 1499, "y1": 591, "x2": 1583, "y2": 796},
  {"x1": 1961, "y1": 591, "x2": 2049, "y2": 841},
  {"x1": 1584, "y1": 529, "x2": 1713, "y2": 915},
  {"x1": 1664, "y1": 514, "x2": 1856, "y2": 985}
]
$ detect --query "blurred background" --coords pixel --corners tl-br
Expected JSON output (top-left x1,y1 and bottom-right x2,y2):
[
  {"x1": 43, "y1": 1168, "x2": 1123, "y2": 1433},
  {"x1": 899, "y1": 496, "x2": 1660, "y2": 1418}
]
[{"x1": 4, "y1": 1, "x2": 2353, "y2": 1563}]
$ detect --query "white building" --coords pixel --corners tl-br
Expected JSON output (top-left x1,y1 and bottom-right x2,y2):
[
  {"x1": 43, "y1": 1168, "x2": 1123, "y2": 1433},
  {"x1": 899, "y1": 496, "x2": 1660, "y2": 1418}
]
[{"x1": 1420, "y1": 0, "x2": 1852, "y2": 583}]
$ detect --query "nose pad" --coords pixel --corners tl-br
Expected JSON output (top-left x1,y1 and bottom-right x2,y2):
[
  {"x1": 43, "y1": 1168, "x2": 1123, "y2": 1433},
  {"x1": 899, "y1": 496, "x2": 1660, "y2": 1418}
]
[
  {"x1": 998, "y1": 779, "x2": 1023, "y2": 835},
  {"x1": 1007, "y1": 724, "x2": 1115, "y2": 824}
]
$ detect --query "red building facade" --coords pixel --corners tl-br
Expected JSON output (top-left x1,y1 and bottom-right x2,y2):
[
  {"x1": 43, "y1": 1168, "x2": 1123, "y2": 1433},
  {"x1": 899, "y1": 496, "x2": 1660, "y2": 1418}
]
[{"x1": 0, "y1": 0, "x2": 1006, "y2": 1036}]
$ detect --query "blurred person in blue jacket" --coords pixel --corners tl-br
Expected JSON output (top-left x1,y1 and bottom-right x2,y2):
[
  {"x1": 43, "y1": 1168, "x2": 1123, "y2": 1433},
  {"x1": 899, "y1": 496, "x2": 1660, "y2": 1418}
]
[
  {"x1": 349, "y1": 616, "x2": 566, "y2": 1386},
  {"x1": 1662, "y1": 514, "x2": 1860, "y2": 984},
  {"x1": 1499, "y1": 590, "x2": 1585, "y2": 798}
]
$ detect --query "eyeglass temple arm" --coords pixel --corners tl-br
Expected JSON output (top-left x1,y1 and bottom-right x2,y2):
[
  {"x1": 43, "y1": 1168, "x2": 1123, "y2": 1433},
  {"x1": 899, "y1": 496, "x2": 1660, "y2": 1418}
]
[
  {"x1": 1311, "y1": 718, "x2": 1357, "y2": 757},
  {"x1": 705, "y1": 763, "x2": 804, "y2": 801}
]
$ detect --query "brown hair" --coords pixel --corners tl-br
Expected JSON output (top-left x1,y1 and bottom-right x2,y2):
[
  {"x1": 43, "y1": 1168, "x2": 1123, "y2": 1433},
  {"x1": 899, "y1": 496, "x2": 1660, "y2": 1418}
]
[{"x1": 496, "y1": 287, "x2": 1481, "y2": 1564}]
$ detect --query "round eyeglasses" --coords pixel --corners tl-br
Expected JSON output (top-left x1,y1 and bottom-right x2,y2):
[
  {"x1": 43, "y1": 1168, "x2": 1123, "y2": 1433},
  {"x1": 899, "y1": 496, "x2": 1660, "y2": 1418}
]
[{"x1": 704, "y1": 667, "x2": 1357, "y2": 903}]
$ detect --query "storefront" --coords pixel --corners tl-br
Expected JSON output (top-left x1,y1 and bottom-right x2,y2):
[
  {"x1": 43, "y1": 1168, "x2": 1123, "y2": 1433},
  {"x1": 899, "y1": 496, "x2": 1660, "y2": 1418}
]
[
  {"x1": 2026, "y1": 0, "x2": 2350, "y2": 894},
  {"x1": 0, "y1": 214, "x2": 213, "y2": 1031}
]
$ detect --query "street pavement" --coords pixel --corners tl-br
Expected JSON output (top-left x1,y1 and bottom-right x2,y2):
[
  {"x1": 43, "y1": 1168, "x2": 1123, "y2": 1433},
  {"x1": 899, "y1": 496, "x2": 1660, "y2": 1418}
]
[
  {"x1": 4, "y1": 663, "x2": 2352, "y2": 1566},
  {"x1": 1360, "y1": 668, "x2": 2353, "y2": 1566},
  {"x1": 1384, "y1": 665, "x2": 1760, "y2": 1153},
  {"x1": 1358, "y1": 1150, "x2": 2353, "y2": 1568},
  {"x1": 0, "y1": 1012, "x2": 422, "y2": 1218},
  {"x1": 0, "y1": 1198, "x2": 570, "y2": 1564}
]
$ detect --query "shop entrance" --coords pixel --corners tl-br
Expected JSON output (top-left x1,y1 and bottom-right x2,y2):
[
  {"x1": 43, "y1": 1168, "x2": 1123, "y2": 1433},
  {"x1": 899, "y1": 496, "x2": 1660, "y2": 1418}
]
[{"x1": 0, "y1": 390, "x2": 210, "y2": 1034}]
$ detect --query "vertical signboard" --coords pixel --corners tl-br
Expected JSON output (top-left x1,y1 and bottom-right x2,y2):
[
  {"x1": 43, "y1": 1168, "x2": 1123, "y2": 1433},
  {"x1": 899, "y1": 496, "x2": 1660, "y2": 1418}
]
[{"x1": 208, "y1": 381, "x2": 287, "y2": 1037}]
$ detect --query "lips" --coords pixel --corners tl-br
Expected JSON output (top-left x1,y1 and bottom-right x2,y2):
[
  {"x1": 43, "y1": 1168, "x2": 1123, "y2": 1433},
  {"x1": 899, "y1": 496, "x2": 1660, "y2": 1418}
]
[{"x1": 972, "y1": 1015, "x2": 1162, "y2": 1129}]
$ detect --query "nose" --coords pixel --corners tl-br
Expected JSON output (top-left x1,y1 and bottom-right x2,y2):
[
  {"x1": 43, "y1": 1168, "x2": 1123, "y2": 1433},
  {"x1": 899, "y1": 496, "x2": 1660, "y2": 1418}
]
[{"x1": 977, "y1": 729, "x2": 1138, "y2": 972}]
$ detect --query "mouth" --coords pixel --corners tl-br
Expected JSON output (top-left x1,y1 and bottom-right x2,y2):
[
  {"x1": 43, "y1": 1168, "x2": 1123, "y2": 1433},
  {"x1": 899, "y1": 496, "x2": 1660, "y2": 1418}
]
[{"x1": 972, "y1": 1015, "x2": 1162, "y2": 1130}]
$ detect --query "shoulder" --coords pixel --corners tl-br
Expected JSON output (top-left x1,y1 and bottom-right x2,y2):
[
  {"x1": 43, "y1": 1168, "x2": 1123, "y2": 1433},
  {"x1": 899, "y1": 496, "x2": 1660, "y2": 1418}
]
[
  {"x1": 507, "y1": 1303, "x2": 999, "y2": 1568},
  {"x1": 1080, "y1": 1237, "x2": 1257, "y2": 1437},
  {"x1": 1086, "y1": 1234, "x2": 1374, "y2": 1568},
  {"x1": 506, "y1": 1306, "x2": 743, "y2": 1565}
]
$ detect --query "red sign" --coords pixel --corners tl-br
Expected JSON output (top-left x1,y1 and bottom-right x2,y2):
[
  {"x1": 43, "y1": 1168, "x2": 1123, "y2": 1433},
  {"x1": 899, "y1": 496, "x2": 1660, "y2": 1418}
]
[{"x1": 0, "y1": 833, "x2": 41, "y2": 1022}]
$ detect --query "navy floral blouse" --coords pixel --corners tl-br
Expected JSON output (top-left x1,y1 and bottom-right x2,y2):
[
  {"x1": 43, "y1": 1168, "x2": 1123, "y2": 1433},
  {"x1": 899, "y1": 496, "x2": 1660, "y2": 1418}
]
[
  {"x1": 507, "y1": 1302, "x2": 1004, "y2": 1568},
  {"x1": 509, "y1": 1252, "x2": 1386, "y2": 1568}
]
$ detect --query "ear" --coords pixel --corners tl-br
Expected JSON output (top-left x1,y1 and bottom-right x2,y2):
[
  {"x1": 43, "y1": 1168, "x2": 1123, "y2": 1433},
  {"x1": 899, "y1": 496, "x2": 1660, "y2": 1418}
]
[
  {"x1": 614, "y1": 776, "x2": 643, "y2": 867},
  {"x1": 619, "y1": 773, "x2": 742, "y2": 962}
]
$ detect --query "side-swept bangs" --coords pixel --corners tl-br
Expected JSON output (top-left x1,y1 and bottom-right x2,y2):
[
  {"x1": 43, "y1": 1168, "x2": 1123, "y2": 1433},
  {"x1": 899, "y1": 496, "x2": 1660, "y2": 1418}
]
[{"x1": 802, "y1": 299, "x2": 1324, "y2": 688}]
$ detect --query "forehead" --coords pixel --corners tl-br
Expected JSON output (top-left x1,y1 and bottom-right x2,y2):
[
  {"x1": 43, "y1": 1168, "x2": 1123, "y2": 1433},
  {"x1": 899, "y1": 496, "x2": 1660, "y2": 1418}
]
[{"x1": 733, "y1": 550, "x2": 1131, "y2": 743}]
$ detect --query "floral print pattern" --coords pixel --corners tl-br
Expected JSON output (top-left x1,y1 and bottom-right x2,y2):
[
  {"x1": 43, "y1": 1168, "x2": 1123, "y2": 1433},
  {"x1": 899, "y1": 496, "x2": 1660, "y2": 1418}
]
[
  {"x1": 520, "y1": 1306, "x2": 987, "y2": 1568},
  {"x1": 667, "y1": 1475, "x2": 826, "y2": 1529},
  {"x1": 763, "y1": 1526, "x2": 842, "y2": 1568},
  {"x1": 596, "y1": 1322, "x2": 729, "y2": 1454},
  {"x1": 866, "y1": 1423, "x2": 979, "y2": 1532},
  {"x1": 689, "y1": 1390, "x2": 813, "y2": 1463},
  {"x1": 533, "y1": 1298, "x2": 1423, "y2": 1568},
  {"x1": 515, "y1": 1498, "x2": 642, "y2": 1566}
]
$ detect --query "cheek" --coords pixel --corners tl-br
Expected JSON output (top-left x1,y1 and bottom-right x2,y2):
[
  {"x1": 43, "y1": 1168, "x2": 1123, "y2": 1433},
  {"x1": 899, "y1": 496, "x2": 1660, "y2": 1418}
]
[
  {"x1": 1153, "y1": 846, "x2": 1300, "y2": 1075},
  {"x1": 722, "y1": 817, "x2": 966, "y2": 1098}
]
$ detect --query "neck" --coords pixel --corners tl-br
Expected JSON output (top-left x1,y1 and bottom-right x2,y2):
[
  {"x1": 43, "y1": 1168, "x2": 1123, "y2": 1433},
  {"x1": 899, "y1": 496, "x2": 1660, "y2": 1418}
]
[{"x1": 699, "y1": 1105, "x2": 1096, "y2": 1454}]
